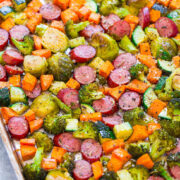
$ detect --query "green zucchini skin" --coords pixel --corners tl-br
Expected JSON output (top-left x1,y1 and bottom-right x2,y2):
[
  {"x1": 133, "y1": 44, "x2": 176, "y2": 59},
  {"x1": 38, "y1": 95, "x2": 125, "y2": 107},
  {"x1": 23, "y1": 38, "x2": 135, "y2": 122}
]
[{"x1": 0, "y1": 87, "x2": 10, "y2": 107}]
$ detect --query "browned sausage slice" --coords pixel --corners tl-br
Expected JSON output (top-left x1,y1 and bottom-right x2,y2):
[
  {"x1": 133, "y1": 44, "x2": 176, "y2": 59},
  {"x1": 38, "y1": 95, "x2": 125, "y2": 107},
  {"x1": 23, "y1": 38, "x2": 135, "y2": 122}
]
[
  {"x1": 81, "y1": 139, "x2": 102, "y2": 163},
  {"x1": 148, "y1": 176, "x2": 164, "y2": 180},
  {"x1": 74, "y1": 66, "x2": 96, "y2": 85},
  {"x1": 102, "y1": 114, "x2": 122, "y2": 128},
  {"x1": 138, "y1": 7, "x2": 150, "y2": 29},
  {"x1": 0, "y1": 65, "x2": 7, "y2": 81},
  {"x1": 5, "y1": 65, "x2": 24, "y2": 75},
  {"x1": 24, "y1": 82, "x2": 41, "y2": 99},
  {"x1": 169, "y1": 166, "x2": 180, "y2": 179},
  {"x1": 0, "y1": 28, "x2": 9, "y2": 50}
]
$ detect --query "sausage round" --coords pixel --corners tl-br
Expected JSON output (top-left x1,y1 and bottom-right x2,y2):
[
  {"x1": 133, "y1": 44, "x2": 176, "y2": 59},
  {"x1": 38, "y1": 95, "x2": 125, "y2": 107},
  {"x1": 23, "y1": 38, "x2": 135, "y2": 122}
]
[
  {"x1": 169, "y1": 166, "x2": 180, "y2": 180},
  {"x1": 118, "y1": 91, "x2": 141, "y2": 110},
  {"x1": 0, "y1": 28, "x2": 9, "y2": 50},
  {"x1": 74, "y1": 66, "x2": 96, "y2": 85},
  {"x1": 4, "y1": 65, "x2": 24, "y2": 75},
  {"x1": 148, "y1": 176, "x2": 164, "y2": 180},
  {"x1": 0, "y1": 65, "x2": 7, "y2": 81},
  {"x1": 81, "y1": 139, "x2": 102, "y2": 163},
  {"x1": 108, "y1": 68, "x2": 131, "y2": 87},
  {"x1": 8, "y1": 116, "x2": 29, "y2": 140},
  {"x1": 113, "y1": 53, "x2": 137, "y2": 70},
  {"x1": 155, "y1": 17, "x2": 178, "y2": 38},
  {"x1": 53, "y1": 133, "x2": 81, "y2": 152},
  {"x1": 3, "y1": 49, "x2": 24, "y2": 65},
  {"x1": 109, "y1": 20, "x2": 131, "y2": 40},
  {"x1": 24, "y1": 82, "x2": 41, "y2": 99},
  {"x1": 93, "y1": 96, "x2": 117, "y2": 115},
  {"x1": 102, "y1": 114, "x2": 122, "y2": 128},
  {"x1": 9, "y1": 25, "x2": 30, "y2": 41},
  {"x1": 73, "y1": 160, "x2": 93, "y2": 180},
  {"x1": 57, "y1": 88, "x2": 79, "y2": 109},
  {"x1": 70, "y1": 45, "x2": 96, "y2": 63},
  {"x1": 138, "y1": 7, "x2": 150, "y2": 29},
  {"x1": 40, "y1": 4, "x2": 61, "y2": 21}
]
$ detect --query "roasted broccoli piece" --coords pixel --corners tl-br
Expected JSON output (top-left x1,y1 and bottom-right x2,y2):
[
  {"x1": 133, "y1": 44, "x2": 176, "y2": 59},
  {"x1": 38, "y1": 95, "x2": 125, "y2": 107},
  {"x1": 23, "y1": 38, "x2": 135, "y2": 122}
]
[
  {"x1": 72, "y1": 108, "x2": 81, "y2": 119},
  {"x1": 129, "y1": 165, "x2": 149, "y2": 180},
  {"x1": 149, "y1": 129, "x2": 176, "y2": 160},
  {"x1": 128, "y1": 141, "x2": 150, "y2": 158},
  {"x1": 100, "y1": 156, "x2": 110, "y2": 167},
  {"x1": 12, "y1": 35, "x2": 34, "y2": 55},
  {"x1": 168, "y1": 98, "x2": 180, "y2": 118},
  {"x1": 73, "y1": 121, "x2": 98, "y2": 140},
  {"x1": 29, "y1": 132, "x2": 53, "y2": 153},
  {"x1": 65, "y1": 20, "x2": 89, "y2": 39},
  {"x1": 23, "y1": 147, "x2": 47, "y2": 180},
  {"x1": 130, "y1": 64, "x2": 148, "y2": 81},
  {"x1": 96, "y1": 74, "x2": 107, "y2": 86},
  {"x1": 167, "y1": 152, "x2": 180, "y2": 168},
  {"x1": 79, "y1": 83, "x2": 104, "y2": 104},
  {"x1": 100, "y1": 171, "x2": 118, "y2": 180}
]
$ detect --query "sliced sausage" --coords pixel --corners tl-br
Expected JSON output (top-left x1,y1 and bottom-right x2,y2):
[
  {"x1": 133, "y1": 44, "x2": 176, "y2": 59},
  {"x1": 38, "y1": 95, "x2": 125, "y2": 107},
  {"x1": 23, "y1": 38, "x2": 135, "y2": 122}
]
[
  {"x1": 74, "y1": 66, "x2": 96, "y2": 85},
  {"x1": 108, "y1": 68, "x2": 131, "y2": 87},
  {"x1": 0, "y1": 28, "x2": 9, "y2": 50},
  {"x1": 70, "y1": 45, "x2": 96, "y2": 63},
  {"x1": 9, "y1": 25, "x2": 30, "y2": 41},
  {"x1": 109, "y1": 20, "x2": 131, "y2": 40},
  {"x1": 101, "y1": 14, "x2": 120, "y2": 31},
  {"x1": 102, "y1": 114, "x2": 122, "y2": 128},
  {"x1": 24, "y1": 82, "x2": 41, "y2": 99},
  {"x1": 118, "y1": 91, "x2": 141, "y2": 110},
  {"x1": 113, "y1": 53, "x2": 137, "y2": 70},
  {"x1": 138, "y1": 7, "x2": 150, "y2": 29},
  {"x1": 57, "y1": 88, "x2": 79, "y2": 109},
  {"x1": 3, "y1": 49, "x2": 24, "y2": 65},
  {"x1": 53, "y1": 133, "x2": 81, "y2": 152},
  {"x1": 169, "y1": 166, "x2": 180, "y2": 179},
  {"x1": 4, "y1": 65, "x2": 24, "y2": 75},
  {"x1": 169, "y1": 140, "x2": 180, "y2": 154},
  {"x1": 73, "y1": 160, "x2": 93, "y2": 180},
  {"x1": 155, "y1": 17, "x2": 178, "y2": 38},
  {"x1": 148, "y1": 176, "x2": 164, "y2": 180},
  {"x1": 81, "y1": 139, "x2": 102, "y2": 163},
  {"x1": 80, "y1": 24, "x2": 104, "y2": 39},
  {"x1": 0, "y1": 65, "x2": 7, "y2": 81},
  {"x1": 40, "y1": 3, "x2": 61, "y2": 21},
  {"x1": 93, "y1": 96, "x2": 117, "y2": 115},
  {"x1": 8, "y1": 116, "x2": 29, "y2": 140}
]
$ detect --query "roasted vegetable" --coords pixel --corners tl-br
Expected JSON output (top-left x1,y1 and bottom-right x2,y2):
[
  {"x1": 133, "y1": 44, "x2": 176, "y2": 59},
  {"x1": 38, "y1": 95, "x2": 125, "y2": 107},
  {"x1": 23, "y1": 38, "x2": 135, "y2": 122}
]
[
  {"x1": 96, "y1": 74, "x2": 107, "y2": 86},
  {"x1": 49, "y1": 81, "x2": 67, "y2": 95},
  {"x1": 100, "y1": 171, "x2": 118, "y2": 180},
  {"x1": 172, "y1": 68, "x2": 180, "y2": 91},
  {"x1": 0, "y1": 87, "x2": 10, "y2": 106},
  {"x1": 167, "y1": 98, "x2": 180, "y2": 118},
  {"x1": 35, "y1": 24, "x2": 48, "y2": 37},
  {"x1": 167, "y1": 152, "x2": 180, "y2": 168}
]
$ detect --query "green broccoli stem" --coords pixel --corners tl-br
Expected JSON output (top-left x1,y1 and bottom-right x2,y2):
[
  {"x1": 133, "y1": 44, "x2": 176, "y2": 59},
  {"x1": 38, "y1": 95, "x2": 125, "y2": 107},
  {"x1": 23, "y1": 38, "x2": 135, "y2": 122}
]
[
  {"x1": 159, "y1": 167, "x2": 173, "y2": 180},
  {"x1": 32, "y1": 147, "x2": 44, "y2": 171},
  {"x1": 74, "y1": 21, "x2": 90, "y2": 32}
]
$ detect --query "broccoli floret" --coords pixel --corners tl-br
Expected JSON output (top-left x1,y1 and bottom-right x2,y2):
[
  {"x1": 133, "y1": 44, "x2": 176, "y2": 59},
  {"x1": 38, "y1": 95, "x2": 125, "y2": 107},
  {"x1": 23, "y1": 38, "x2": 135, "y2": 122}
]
[
  {"x1": 167, "y1": 152, "x2": 180, "y2": 168},
  {"x1": 12, "y1": 35, "x2": 34, "y2": 55},
  {"x1": 29, "y1": 132, "x2": 53, "y2": 153},
  {"x1": 149, "y1": 129, "x2": 176, "y2": 160},
  {"x1": 72, "y1": 108, "x2": 81, "y2": 119},
  {"x1": 79, "y1": 83, "x2": 104, "y2": 104},
  {"x1": 44, "y1": 114, "x2": 71, "y2": 135},
  {"x1": 130, "y1": 64, "x2": 148, "y2": 81},
  {"x1": 100, "y1": 171, "x2": 118, "y2": 180},
  {"x1": 23, "y1": 147, "x2": 47, "y2": 180},
  {"x1": 73, "y1": 121, "x2": 98, "y2": 140},
  {"x1": 65, "y1": 20, "x2": 89, "y2": 39},
  {"x1": 128, "y1": 141, "x2": 150, "y2": 158},
  {"x1": 129, "y1": 165, "x2": 149, "y2": 180},
  {"x1": 167, "y1": 98, "x2": 180, "y2": 117},
  {"x1": 96, "y1": 74, "x2": 107, "y2": 86}
]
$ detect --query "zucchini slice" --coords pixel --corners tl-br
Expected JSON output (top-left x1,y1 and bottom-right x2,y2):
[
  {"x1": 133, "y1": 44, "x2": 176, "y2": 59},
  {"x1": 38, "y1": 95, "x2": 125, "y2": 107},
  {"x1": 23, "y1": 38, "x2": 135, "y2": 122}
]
[
  {"x1": 81, "y1": 104, "x2": 95, "y2": 114},
  {"x1": 157, "y1": 59, "x2": 175, "y2": 74},
  {"x1": 158, "y1": 108, "x2": 172, "y2": 120},
  {"x1": 154, "y1": 76, "x2": 168, "y2": 94},
  {"x1": 0, "y1": 6, "x2": 14, "y2": 20},
  {"x1": 0, "y1": 87, "x2": 10, "y2": 106},
  {"x1": 85, "y1": 0, "x2": 98, "y2": 12},
  {"x1": 12, "y1": 0, "x2": 26, "y2": 12},
  {"x1": 65, "y1": 119, "x2": 78, "y2": 132},
  {"x1": 10, "y1": 102, "x2": 29, "y2": 115}
]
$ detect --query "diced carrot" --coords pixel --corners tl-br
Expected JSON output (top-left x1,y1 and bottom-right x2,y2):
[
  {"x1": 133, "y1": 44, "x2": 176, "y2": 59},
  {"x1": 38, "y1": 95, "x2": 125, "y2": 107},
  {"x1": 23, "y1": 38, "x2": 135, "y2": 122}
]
[
  {"x1": 108, "y1": 85, "x2": 126, "y2": 101},
  {"x1": 32, "y1": 49, "x2": 51, "y2": 58},
  {"x1": 22, "y1": 73, "x2": 37, "y2": 92},
  {"x1": 70, "y1": 6, "x2": 80, "y2": 14},
  {"x1": 150, "y1": 9, "x2": 161, "y2": 23},
  {"x1": 0, "y1": 0, "x2": 12, "y2": 8},
  {"x1": 124, "y1": 15, "x2": 139, "y2": 25},
  {"x1": 107, "y1": 155, "x2": 123, "y2": 172},
  {"x1": 136, "y1": 54, "x2": 156, "y2": 68},
  {"x1": 149, "y1": 23, "x2": 155, "y2": 28},
  {"x1": 9, "y1": 75, "x2": 21, "y2": 87},
  {"x1": 33, "y1": 35, "x2": 42, "y2": 50},
  {"x1": 66, "y1": 78, "x2": 80, "y2": 90},
  {"x1": 78, "y1": 6, "x2": 91, "y2": 20},
  {"x1": 51, "y1": 146, "x2": 67, "y2": 163},
  {"x1": 140, "y1": 43, "x2": 151, "y2": 55},
  {"x1": 0, "y1": 17, "x2": 15, "y2": 31},
  {"x1": 80, "y1": 112, "x2": 102, "y2": 122},
  {"x1": 147, "y1": 67, "x2": 162, "y2": 84},
  {"x1": 1, "y1": 107, "x2": 18, "y2": 124},
  {"x1": 40, "y1": 74, "x2": 54, "y2": 91},
  {"x1": 147, "y1": 123, "x2": 161, "y2": 135},
  {"x1": 126, "y1": 79, "x2": 150, "y2": 94},
  {"x1": 102, "y1": 139, "x2": 125, "y2": 155},
  {"x1": 20, "y1": 145, "x2": 37, "y2": 161},
  {"x1": 53, "y1": 0, "x2": 69, "y2": 10},
  {"x1": 41, "y1": 158, "x2": 57, "y2": 170},
  {"x1": 88, "y1": 12, "x2": 101, "y2": 24},
  {"x1": 147, "y1": 99, "x2": 167, "y2": 119},
  {"x1": 24, "y1": 7, "x2": 36, "y2": 19},
  {"x1": 99, "y1": 61, "x2": 114, "y2": 79},
  {"x1": 27, "y1": 0, "x2": 42, "y2": 12},
  {"x1": 69, "y1": 0, "x2": 85, "y2": 9},
  {"x1": 61, "y1": 8, "x2": 79, "y2": 24},
  {"x1": 136, "y1": 154, "x2": 154, "y2": 169},
  {"x1": 169, "y1": 0, "x2": 180, "y2": 9},
  {"x1": 157, "y1": 0, "x2": 170, "y2": 6},
  {"x1": 92, "y1": 161, "x2": 103, "y2": 180},
  {"x1": 0, "y1": 82, "x2": 9, "y2": 89},
  {"x1": 29, "y1": 118, "x2": 43, "y2": 133},
  {"x1": 147, "y1": 0, "x2": 156, "y2": 8},
  {"x1": 101, "y1": 87, "x2": 111, "y2": 95},
  {"x1": 50, "y1": 20, "x2": 65, "y2": 33},
  {"x1": 128, "y1": 125, "x2": 149, "y2": 143},
  {"x1": 20, "y1": 139, "x2": 36, "y2": 146},
  {"x1": 24, "y1": 109, "x2": 36, "y2": 122},
  {"x1": 129, "y1": 23, "x2": 136, "y2": 38},
  {"x1": 172, "y1": 56, "x2": 180, "y2": 68}
]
